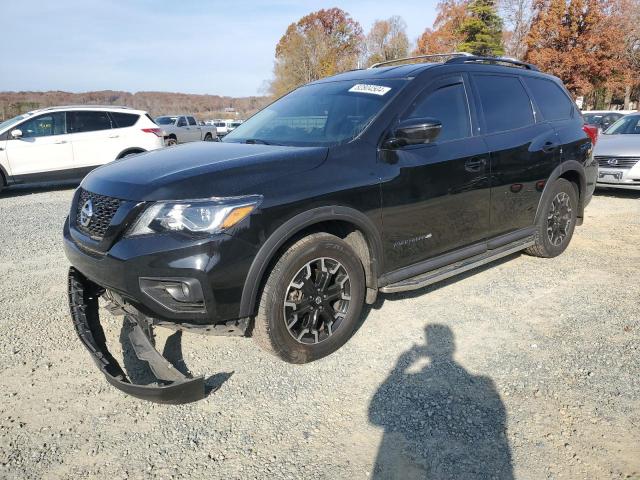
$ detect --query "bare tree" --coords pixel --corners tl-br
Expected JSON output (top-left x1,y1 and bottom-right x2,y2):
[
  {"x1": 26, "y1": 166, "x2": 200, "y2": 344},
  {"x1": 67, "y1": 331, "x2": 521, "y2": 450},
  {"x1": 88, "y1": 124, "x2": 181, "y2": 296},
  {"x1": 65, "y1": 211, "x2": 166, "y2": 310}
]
[
  {"x1": 363, "y1": 16, "x2": 410, "y2": 67},
  {"x1": 499, "y1": 0, "x2": 534, "y2": 59}
]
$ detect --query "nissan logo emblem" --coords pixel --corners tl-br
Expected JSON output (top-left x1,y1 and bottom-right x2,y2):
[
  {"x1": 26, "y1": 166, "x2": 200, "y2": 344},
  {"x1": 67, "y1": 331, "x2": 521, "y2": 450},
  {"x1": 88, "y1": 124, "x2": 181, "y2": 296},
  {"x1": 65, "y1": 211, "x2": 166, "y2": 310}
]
[{"x1": 80, "y1": 199, "x2": 94, "y2": 227}]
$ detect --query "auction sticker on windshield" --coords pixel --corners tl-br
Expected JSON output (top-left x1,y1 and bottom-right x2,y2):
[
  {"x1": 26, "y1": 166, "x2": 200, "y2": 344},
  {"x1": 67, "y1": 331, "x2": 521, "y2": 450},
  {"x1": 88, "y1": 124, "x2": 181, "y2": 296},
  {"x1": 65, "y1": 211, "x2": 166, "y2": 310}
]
[{"x1": 348, "y1": 84, "x2": 392, "y2": 96}]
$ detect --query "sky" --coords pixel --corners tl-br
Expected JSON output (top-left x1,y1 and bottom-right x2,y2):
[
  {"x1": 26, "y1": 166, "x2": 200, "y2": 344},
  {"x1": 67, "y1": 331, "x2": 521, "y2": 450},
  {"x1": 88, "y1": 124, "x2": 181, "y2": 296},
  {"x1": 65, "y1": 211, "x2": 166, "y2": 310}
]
[{"x1": 1, "y1": 1, "x2": 438, "y2": 97}]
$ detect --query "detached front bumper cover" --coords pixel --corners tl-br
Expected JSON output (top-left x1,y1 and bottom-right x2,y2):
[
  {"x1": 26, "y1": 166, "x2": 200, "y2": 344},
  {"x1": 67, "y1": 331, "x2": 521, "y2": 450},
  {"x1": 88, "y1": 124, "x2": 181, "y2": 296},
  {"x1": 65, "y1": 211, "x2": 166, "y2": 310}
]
[{"x1": 68, "y1": 267, "x2": 205, "y2": 404}]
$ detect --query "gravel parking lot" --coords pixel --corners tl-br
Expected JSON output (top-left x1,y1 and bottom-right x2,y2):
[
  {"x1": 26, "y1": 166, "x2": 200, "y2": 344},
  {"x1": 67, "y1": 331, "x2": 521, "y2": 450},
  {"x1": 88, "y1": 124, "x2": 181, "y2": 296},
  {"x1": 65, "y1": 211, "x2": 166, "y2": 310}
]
[{"x1": 0, "y1": 184, "x2": 638, "y2": 479}]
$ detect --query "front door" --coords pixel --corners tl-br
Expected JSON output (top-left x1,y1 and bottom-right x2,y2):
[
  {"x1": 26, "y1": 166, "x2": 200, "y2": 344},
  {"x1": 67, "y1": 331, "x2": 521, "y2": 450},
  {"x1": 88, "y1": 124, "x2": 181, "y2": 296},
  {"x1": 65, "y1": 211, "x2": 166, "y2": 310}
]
[
  {"x1": 5, "y1": 112, "x2": 74, "y2": 178},
  {"x1": 380, "y1": 75, "x2": 491, "y2": 272}
]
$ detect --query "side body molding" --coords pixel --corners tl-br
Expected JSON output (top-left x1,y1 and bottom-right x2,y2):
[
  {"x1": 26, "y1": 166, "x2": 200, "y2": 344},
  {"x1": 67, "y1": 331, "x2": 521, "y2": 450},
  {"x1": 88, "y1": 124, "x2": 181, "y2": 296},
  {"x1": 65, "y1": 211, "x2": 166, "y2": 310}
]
[{"x1": 238, "y1": 206, "x2": 383, "y2": 318}]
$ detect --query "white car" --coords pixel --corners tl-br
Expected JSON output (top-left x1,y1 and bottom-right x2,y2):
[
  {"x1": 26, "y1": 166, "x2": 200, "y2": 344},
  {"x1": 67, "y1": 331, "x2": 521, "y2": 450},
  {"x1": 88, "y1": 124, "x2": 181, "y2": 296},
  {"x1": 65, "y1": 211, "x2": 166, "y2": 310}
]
[{"x1": 0, "y1": 105, "x2": 164, "y2": 192}]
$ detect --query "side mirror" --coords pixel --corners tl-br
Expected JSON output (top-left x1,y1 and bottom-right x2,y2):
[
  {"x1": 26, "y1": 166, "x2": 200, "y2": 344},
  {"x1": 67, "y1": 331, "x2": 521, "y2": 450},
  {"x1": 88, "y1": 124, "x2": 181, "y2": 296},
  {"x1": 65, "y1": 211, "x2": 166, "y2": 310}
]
[
  {"x1": 384, "y1": 118, "x2": 442, "y2": 149},
  {"x1": 10, "y1": 129, "x2": 22, "y2": 139}
]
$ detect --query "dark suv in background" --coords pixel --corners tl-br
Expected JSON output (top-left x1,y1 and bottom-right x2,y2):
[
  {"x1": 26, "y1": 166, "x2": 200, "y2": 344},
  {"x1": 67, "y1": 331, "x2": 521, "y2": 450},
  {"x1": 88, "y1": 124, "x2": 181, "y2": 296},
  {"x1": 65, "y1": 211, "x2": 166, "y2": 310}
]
[{"x1": 65, "y1": 53, "x2": 597, "y2": 403}]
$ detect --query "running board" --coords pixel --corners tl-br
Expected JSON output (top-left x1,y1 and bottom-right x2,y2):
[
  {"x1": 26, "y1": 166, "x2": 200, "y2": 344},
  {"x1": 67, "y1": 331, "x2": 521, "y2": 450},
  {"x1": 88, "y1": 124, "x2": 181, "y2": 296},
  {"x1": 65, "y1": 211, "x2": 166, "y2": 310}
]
[{"x1": 379, "y1": 238, "x2": 535, "y2": 294}]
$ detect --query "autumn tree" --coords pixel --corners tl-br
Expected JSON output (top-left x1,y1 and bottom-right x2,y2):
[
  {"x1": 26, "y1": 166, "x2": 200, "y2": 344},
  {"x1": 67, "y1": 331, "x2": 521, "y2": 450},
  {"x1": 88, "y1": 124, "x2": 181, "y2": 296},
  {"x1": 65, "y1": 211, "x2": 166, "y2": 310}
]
[
  {"x1": 415, "y1": 0, "x2": 469, "y2": 54},
  {"x1": 459, "y1": 0, "x2": 505, "y2": 55},
  {"x1": 525, "y1": 0, "x2": 625, "y2": 98},
  {"x1": 364, "y1": 16, "x2": 410, "y2": 67},
  {"x1": 269, "y1": 8, "x2": 363, "y2": 98}
]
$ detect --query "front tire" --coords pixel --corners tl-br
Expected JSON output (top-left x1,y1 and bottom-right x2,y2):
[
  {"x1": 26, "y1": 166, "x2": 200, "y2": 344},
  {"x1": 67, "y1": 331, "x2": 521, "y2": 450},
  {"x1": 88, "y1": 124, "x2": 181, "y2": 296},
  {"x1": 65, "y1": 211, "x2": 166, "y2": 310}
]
[
  {"x1": 204, "y1": 133, "x2": 213, "y2": 141},
  {"x1": 253, "y1": 233, "x2": 366, "y2": 364},
  {"x1": 526, "y1": 178, "x2": 578, "y2": 258}
]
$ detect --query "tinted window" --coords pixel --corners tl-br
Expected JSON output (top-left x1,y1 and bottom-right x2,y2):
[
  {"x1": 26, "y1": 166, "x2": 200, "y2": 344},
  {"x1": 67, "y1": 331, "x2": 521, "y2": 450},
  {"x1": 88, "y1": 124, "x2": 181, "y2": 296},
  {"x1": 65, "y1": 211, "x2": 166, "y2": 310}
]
[
  {"x1": 524, "y1": 77, "x2": 573, "y2": 121},
  {"x1": 187, "y1": 116, "x2": 197, "y2": 126},
  {"x1": 604, "y1": 115, "x2": 640, "y2": 135},
  {"x1": 155, "y1": 116, "x2": 177, "y2": 125},
  {"x1": 474, "y1": 75, "x2": 534, "y2": 133},
  {"x1": 177, "y1": 117, "x2": 187, "y2": 127},
  {"x1": 18, "y1": 112, "x2": 66, "y2": 138},
  {"x1": 406, "y1": 82, "x2": 471, "y2": 143},
  {"x1": 69, "y1": 111, "x2": 112, "y2": 133},
  {"x1": 111, "y1": 112, "x2": 140, "y2": 128}
]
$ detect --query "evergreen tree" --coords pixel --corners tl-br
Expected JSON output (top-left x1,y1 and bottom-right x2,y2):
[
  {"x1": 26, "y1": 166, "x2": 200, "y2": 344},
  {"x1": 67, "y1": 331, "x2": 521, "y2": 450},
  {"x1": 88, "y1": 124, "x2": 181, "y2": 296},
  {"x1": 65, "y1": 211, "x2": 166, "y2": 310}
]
[{"x1": 459, "y1": 0, "x2": 504, "y2": 56}]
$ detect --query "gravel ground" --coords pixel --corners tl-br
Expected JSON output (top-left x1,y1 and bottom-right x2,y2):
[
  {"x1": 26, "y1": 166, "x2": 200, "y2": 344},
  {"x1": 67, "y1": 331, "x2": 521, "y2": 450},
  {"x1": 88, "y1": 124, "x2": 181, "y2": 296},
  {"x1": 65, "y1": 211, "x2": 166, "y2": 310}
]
[{"x1": 0, "y1": 183, "x2": 638, "y2": 479}]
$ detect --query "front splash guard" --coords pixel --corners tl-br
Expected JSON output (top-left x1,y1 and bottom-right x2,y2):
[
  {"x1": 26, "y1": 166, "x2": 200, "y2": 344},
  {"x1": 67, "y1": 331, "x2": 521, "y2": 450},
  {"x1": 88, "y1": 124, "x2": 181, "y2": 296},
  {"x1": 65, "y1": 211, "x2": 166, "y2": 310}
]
[{"x1": 68, "y1": 267, "x2": 205, "y2": 404}]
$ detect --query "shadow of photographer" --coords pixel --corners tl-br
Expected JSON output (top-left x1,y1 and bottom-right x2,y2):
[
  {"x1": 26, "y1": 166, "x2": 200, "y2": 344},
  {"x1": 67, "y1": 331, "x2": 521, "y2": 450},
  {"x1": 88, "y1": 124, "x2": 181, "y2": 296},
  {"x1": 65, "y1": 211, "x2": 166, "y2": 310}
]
[{"x1": 369, "y1": 324, "x2": 513, "y2": 479}]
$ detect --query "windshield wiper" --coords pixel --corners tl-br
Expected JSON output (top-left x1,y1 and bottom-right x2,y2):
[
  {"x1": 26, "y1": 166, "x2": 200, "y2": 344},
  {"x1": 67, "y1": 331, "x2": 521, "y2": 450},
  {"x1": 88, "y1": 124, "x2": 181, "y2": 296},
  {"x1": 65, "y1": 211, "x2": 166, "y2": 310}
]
[{"x1": 244, "y1": 138, "x2": 274, "y2": 145}]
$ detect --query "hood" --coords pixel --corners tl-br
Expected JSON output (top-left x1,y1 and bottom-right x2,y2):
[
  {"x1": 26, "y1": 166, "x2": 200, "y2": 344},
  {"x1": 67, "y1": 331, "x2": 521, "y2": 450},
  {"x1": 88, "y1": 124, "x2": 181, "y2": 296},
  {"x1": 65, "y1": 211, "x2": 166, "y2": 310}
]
[
  {"x1": 81, "y1": 142, "x2": 328, "y2": 201},
  {"x1": 594, "y1": 134, "x2": 640, "y2": 157}
]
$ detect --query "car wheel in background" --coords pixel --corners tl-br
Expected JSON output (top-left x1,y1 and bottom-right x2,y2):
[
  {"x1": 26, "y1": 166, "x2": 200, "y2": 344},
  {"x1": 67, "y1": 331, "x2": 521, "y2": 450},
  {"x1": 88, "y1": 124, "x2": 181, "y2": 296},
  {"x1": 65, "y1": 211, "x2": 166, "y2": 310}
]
[
  {"x1": 204, "y1": 133, "x2": 213, "y2": 141},
  {"x1": 166, "y1": 137, "x2": 177, "y2": 147},
  {"x1": 526, "y1": 178, "x2": 578, "y2": 258},
  {"x1": 253, "y1": 233, "x2": 366, "y2": 364}
]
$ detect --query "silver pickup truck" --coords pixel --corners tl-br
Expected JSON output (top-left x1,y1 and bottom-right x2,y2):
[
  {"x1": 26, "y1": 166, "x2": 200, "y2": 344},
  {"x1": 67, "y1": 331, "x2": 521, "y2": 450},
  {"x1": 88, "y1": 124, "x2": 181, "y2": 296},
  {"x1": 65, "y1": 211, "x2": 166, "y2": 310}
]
[{"x1": 155, "y1": 115, "x2": 218, "y2": 145}]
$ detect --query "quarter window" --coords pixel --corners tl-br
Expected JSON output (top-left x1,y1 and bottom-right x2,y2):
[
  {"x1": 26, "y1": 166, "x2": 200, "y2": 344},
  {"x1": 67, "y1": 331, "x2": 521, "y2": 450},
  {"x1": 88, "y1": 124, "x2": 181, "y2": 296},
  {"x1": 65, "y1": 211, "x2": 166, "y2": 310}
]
[
  {"x1": 69, "y1": 111, "x2": 113, "y2": 133},
  {"x1": 474, "y1": 75, "x2": 534, "y2": 134},
  {"x1": 523, "y1": 77, "x2": 573, "y2": 121},
  {"x1": 405, "y1": 82, "x2": 471, "y2": 143},
  {"x1": 18, "y1": 112, "x2": 67, "y2": 138},
  {"x1": 110, "y1": 112, "x2": 140, "y2": 128}
]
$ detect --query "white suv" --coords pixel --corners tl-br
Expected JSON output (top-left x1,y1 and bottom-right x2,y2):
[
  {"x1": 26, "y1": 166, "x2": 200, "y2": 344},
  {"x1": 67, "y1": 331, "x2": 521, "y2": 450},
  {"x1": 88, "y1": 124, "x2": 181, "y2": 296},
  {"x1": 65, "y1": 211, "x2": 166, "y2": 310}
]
[{"x1": 0, "y1": 105, "x2": 164, "y2": 192}]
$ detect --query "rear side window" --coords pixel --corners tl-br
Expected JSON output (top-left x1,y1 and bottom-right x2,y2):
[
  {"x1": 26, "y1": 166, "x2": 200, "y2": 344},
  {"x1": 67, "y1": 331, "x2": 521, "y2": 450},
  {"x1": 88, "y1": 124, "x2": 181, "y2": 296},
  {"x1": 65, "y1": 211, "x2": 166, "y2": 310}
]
[
  {"x1": 406, "y1": 82, "x2": 471, "y2": 143},
  {"x1": 474, "y1": 75, "x2": 534, "y2": 134},
  {"x1": 69, "y1": 111, "x2": 112, "y2": 133},
  {"x1": 523, "y1": 77, "x2": 573, "y2": 121},
  {"x1": 187, "y1": 117, "x2": 197, "y2": 126},
  {"x1": 110, "y1": 112, "x2": 140, "y2": 128}
]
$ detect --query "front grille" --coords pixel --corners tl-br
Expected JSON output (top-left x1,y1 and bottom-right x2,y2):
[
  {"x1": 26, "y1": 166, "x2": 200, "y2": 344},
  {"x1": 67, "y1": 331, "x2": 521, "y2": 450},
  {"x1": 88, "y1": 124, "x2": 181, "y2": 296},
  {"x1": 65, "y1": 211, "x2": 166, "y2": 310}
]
[
  {"x1": 595, "y1": 156, "x2": 640, "y2": 169},
  {"x1": 75, "y1": 188, "x2": 122, "y2": 239}
]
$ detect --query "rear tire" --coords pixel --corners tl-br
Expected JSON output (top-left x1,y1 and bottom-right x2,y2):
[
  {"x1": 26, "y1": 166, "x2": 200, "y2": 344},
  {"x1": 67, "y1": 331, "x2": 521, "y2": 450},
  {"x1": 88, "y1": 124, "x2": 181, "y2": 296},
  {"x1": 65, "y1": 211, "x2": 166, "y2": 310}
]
[
  {"x1": 204, "y1": 133, "x2": 213, "y2": 141},
  {"x1": 253, "y1": 233, "x2": 366, "y2": 364},
  {"x1": 166, "y1": 136, "x2": 177, "y2": 147},
  {"x1": 526, "y1": 178, "x2": 578, "y2": 258}
]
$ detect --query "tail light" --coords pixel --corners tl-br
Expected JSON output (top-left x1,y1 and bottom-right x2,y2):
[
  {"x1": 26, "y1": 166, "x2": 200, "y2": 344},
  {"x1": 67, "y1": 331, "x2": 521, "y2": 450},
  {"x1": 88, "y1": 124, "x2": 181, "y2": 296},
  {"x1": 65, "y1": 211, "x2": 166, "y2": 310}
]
[
  {"x1": 142, "y1": 128, "x2": 164, "y2": 137},
  {"x1": 583, "y1": 124, "x2": 598, "y2": 146}
]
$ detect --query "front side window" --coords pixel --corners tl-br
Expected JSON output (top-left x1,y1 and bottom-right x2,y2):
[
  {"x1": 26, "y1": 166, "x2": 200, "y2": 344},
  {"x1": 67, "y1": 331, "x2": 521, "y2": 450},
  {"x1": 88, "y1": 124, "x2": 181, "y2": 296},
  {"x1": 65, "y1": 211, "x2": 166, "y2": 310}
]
[
  {"x1": 187, "y1": 117, "x2": 197, "y2": 126},
  {"x1": 224, "y1": 79, "x2": 407, "y2": 147},
  {"x1": 155, "y1": 116, "x2": 177, "y2": 125},
  {"x1": 18, "y1": 112, "x2": 66, "y2": 138},
  {"x1": 523, "y1": 77, "x2": 573, "y2": 121},
  {"x1": 69, "y1": 111, "x2": 112, "y2": 133},
  {"x1": 604, "y1": 115, "x2": 640, "y2": 135},
  {"x1": 474, "y1": 75, "x2": 534, "y2": 134},
  {"x1": 177, "y1": 117, "x2": 187, "y2": 127},
  {"x1": 404, "y1": 81, "x2": 471, "y2": 143}
]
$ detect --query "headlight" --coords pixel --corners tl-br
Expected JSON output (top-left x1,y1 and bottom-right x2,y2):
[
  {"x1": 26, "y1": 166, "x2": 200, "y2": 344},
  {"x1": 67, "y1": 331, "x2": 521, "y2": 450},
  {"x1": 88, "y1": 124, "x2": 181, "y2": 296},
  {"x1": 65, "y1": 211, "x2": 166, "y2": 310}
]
[{"x1": 127, "y1": 195, "x2": 262, "y2": 236}]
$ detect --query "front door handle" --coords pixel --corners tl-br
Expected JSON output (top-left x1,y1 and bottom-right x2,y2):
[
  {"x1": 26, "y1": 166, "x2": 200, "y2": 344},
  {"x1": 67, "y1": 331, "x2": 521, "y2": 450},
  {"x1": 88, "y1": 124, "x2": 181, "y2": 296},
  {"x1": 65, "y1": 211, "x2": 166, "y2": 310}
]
[
  {"x1": 542, "y1": 141, "x2": 558, "y2": 153},
  {"x1": 55, "y1": 140, "x2": 68, "y2": 144},
  {"x1": 465, "y1": 157, "x2": 487, "y2": 172},
  {"x1": 108, "y1": 135, "x2": 119, "y2": 139}
]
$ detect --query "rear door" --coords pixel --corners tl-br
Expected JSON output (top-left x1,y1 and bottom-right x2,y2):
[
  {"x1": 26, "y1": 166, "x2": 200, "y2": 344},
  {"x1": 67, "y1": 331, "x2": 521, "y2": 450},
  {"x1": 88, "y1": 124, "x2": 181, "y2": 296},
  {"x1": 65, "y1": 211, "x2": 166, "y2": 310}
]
[
  {"x1": 187, "y1": 116, "x2": 202, "y2": 141},
  {"x1": 380, "y1": 74, "x2": 491, "y2": 271},
  {"x1": 5, "y1": 112, "x2": 74, "y2": 177},
  {"x1": 68, "y1": 110, "x2": 119, "y2": 168},
  {"x1": 471, "y1": 73, "x2": 559, "y2": 239}
]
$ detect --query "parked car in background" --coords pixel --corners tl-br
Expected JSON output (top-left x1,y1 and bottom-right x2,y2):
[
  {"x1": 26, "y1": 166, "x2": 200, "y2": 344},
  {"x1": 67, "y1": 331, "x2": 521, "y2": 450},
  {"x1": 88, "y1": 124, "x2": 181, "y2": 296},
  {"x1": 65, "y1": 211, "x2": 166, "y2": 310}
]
[
  {"x1": 227, "y1": 120, "x2": 244, "y2": 132},
  {"x1": 0, "y1": 105, "x2": 163, "y2": 193},
  {"x1": 594, "y1": 113, "x2": 640, "y2": 190},
  {"x1": 582, "y1": 110, "x2": 635, "y2": 131},
  {"x1": 213, "y1": 120, "x2": 229, "y2": 137},
  {"x1": 64, "y1": 53, "x2": 597, "y2": 403},
  {"x1": 154, "y1": 115, "x2": 218, "y2": 145}
]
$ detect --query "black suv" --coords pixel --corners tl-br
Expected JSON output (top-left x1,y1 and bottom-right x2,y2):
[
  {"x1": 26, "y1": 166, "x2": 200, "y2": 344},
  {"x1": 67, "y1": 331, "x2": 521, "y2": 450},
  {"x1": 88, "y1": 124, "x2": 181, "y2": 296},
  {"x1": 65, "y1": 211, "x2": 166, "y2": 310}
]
[{"x1": 65, "y1": 54, "x2": 597, "y2": 403}]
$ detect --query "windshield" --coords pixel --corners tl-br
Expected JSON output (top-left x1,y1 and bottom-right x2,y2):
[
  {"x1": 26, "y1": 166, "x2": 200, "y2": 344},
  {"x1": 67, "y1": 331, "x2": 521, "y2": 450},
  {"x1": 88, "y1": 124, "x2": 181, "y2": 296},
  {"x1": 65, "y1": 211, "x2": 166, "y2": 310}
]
[
  {"x1": 0, "y1": 113, "x2": 32, "y2": 132},
  {"x1": 604, "y1": 115, "x2": 640, "y2": 135},
  {"x1": 582, "y1": 114, "x2": 603, "y2": 125},
  {"x1": 155, "y1": 116, "x2": 177, "y2": 125},
  {"x1": 223, "y1": 79, "x2": 407, "y2": 146}
]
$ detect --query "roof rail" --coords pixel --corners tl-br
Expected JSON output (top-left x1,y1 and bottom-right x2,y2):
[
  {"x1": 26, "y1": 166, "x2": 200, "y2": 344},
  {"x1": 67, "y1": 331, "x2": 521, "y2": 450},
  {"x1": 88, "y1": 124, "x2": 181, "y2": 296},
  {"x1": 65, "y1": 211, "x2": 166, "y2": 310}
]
[
  {"x1": 39, "y1": 104, "x2": 136, "y2": 111},
  {"x1": 368, "y1": 52, "x2": 474, "y2": 69},
  {"x1": 445, "y1": 55, "x2": 539, "y2": 71}
]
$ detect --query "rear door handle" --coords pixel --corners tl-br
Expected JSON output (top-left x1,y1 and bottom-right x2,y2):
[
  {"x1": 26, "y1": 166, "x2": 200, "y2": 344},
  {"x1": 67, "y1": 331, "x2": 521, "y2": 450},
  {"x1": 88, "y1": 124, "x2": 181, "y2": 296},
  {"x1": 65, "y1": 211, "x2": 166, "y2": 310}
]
[
  {"x1": 55, "y1": 140, "x2": 68, "y2": 144},
  {"x1": 542, "y1": 141, "x2": 558, "y2": 153},
  {"x1": 465, "y1": 157, "x2": 487, "y2": 172},
  {"x1": 108, "y1": 135, "x2": 119, "y2": 139}
]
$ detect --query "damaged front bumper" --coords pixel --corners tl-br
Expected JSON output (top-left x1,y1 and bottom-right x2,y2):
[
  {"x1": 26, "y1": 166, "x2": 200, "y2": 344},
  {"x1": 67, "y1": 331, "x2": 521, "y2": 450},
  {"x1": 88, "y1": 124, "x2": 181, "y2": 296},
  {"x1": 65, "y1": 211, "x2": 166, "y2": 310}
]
[{"x1": 68, "y1": 267, "x2": 205, "y2": 404}]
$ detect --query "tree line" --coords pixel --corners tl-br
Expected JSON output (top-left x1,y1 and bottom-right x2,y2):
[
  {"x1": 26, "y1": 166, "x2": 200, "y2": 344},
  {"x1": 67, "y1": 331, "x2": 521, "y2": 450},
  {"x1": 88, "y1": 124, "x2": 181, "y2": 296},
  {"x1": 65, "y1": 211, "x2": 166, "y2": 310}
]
[{"x1": 269, "y1": 3, "x2": 640, "y2": 109}]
